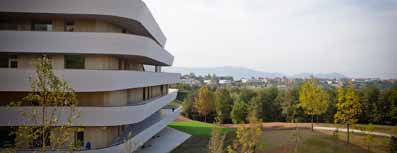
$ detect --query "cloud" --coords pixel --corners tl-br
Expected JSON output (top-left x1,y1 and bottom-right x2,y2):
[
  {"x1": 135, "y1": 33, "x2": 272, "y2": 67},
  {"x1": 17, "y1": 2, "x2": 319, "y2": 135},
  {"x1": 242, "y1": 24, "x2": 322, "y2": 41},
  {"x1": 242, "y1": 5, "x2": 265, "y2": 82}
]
[{"x1": 144, "y1": 0, "x2": 397, "y2": 78}]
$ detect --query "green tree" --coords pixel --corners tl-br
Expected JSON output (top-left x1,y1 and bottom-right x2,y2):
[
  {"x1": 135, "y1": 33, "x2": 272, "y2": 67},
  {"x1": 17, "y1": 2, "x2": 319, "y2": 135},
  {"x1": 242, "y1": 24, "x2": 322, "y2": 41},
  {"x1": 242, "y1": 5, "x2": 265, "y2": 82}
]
[
  {"x1": 276, "y1": 86, "x2": 299, "y2": 122},
  {"x1": 227, "y1": 103, "x2": 263, "y2": 153},
  {"x1": 334, "y1": 81, "x2": 362, "y2": 144},
  {"x1": 8, "y1": 57, "x2": 79, "y2": 152},
  {"x1": 379, "y1": 85, "x2": 397, "y2": 125},
  {"x1": 359, "y1": 84, "x2": 380, "y2": 123},
  {"x1": 299, "y1": 78, "x2": 330, "y2": 131},
  {"x1": 231, "y1": 100, "x2": 247, "y2": 124},
  {"x1": 258, "y1": 87, "x2": 281, "y2": 122},
  {"x1": 214, "y1": 88, "x2": 233, "y2": 122},
  {"x1": 194, "y1": 85, "x2": 214, "y2": 122},
  {"x1": 182, "y1": 92, "x2": 195, "y2": 119}
]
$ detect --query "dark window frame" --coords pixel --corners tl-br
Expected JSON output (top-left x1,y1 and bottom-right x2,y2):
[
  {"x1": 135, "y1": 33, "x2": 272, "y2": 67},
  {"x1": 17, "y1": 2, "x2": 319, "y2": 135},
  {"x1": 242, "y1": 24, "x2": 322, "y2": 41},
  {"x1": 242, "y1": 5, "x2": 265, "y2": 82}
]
[{"x1": 64, "y1": 55, "x2": 85, "y2": 69}]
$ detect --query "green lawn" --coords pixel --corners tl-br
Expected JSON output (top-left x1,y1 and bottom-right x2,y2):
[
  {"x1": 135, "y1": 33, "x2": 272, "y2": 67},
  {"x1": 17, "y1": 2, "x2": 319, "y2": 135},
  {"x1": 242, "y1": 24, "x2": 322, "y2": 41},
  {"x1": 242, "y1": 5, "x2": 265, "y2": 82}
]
[{"x1": 168, "y1": 120, "x2": 233, "y2": 137}]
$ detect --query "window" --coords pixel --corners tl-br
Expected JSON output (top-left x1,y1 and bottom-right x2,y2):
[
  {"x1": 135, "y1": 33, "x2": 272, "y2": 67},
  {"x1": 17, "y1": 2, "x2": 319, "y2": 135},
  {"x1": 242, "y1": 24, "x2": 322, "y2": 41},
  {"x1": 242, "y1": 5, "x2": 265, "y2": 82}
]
[
  {"x1": 64, "y1": 21, "x2": 74, "y2": 32},
  {"x1": 32, "y1": 20, "x2": 52, "y2": 31},
  {"x1": 0, "y1": 20, "x2": 17, "y2": 30},
  {"x1": 64, "y1": 55, "x2": 85, "y2": 69},
  {"x1": 0, "y1": 55, "x2": 8, "y2": 68},
  {"x1": 155, "y1": 66, "x2": 161, "y2": 72},
  {"x1": 75, "y1": 131, "x2": 84, "y2": 147},
  {"x1": 9, "y1": 55, "x2": 17, "y2": 68},
  {"x1": 0, "y1": 55, "x2": 17, "y2": 68}
]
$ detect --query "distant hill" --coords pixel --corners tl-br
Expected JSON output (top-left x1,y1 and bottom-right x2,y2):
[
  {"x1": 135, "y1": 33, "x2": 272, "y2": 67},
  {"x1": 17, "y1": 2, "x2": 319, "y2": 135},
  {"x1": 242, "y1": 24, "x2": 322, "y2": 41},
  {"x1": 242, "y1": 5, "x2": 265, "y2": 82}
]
[
  {"x1": 164, "y1": 66, "x2": 284, "y2": 79},
  {"x1": 289, "y1": 72, "x2": 347, "y2": 79}
]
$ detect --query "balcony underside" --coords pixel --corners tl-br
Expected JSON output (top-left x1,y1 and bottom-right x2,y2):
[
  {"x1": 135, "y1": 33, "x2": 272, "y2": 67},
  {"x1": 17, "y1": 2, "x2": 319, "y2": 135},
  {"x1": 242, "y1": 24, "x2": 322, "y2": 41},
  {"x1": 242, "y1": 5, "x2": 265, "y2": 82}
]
[
  {"x1": 0, "y1": 0, "x2": 166, "y2": 46},
  {"x1": 0, "y1": 69, "x2": 180, "y2": 92},
  {"x1": 0, "y1": 90, "x2": 178, "y2": 126},
  {"x1": 135, "y1": 127, "x2": 191, "y2": 153},
  {"x1": 0, "y1": 31, "x2": 173, "y2": 66}
]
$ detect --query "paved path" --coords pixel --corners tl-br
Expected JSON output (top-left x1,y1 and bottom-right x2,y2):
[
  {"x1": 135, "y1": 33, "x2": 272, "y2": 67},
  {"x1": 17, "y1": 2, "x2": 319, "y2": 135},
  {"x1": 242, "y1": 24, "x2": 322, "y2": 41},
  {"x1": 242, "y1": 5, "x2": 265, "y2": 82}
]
[{"x1": 314, "y1": 126, "x2": 396, "y2": 138}]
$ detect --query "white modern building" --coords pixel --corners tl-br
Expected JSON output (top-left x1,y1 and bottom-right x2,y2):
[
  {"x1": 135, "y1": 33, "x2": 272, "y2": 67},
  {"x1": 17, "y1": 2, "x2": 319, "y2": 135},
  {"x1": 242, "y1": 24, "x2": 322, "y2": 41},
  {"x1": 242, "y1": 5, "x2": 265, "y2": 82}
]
[{"x1": 0, "y1": 0, "x2": 190, "y2": 152}]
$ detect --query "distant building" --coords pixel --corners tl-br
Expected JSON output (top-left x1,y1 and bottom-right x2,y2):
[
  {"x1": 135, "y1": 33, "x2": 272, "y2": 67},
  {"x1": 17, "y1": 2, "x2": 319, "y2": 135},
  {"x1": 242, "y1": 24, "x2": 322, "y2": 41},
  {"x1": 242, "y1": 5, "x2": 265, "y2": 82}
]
[
  {"x1": 181, "y1": 78, "x2": 202, "y2": 87},
  {"x1": 219, "y1": 79, "x2": 232, "y2": 85},
  {"x1": 204, "y1": 79, "x2": 217, "y2": 85}
]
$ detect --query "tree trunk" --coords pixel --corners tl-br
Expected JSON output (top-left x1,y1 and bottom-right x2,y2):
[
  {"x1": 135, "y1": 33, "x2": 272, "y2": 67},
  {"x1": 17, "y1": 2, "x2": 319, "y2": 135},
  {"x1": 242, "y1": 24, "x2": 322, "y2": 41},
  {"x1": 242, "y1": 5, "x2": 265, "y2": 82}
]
[
  {"x1": 42, "y1": 105, "x2": 46, "y2": 152},
  {"x1": 347, "y1": 124, "x2": 350, "y2": 144},
  {"x1": 311, "y1": 114, "x2": 314, "y2": 132}
]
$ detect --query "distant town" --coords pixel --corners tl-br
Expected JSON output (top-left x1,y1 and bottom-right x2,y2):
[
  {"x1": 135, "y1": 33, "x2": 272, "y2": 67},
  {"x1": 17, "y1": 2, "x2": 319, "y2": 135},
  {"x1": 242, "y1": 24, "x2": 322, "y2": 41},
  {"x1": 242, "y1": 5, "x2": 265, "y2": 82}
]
[{"x1": 180, "y1": 73, "x2": 397, "y2": 89}]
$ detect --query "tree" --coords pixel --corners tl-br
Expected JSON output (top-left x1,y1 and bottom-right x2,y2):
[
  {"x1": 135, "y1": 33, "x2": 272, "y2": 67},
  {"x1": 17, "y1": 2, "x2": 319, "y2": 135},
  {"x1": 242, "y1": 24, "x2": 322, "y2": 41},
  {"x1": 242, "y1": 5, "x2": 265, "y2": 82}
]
[
  {"x1": 227, "y1": 103, "x2": 263, "y2": 153},
  {"x1": 276, "y1": 86, "x2": 299, "y2": 123},
  {"x1": 258, "y1": 87, "x2": 282, "y2": 122},
  {"x1": 299, "y1": 78, "x2": 330, "y2": 131},
  {"x1": 208, "y1": 123, "x2": 226, "y2": 153},
  {"x1": 194, "y1": 85, "x2": 213, "y2": 122},
  {"x1": 359, "y1": 84, "x2": 380, "y2": 124},
  {"x1": 8, "y1": 57, "x2": 79, "y2": 152},
  {"x1": 334, "y1": 81, "x2": 362, "y2": 144},
  {"x1": 364, "y1": 123, "x2": 375, "y2": 153},
  {"x1": 214, "y1": 88, "x2": 233, "y2": 122},
  {"x1": 231, "y1": 99, "x2": 247, "y2": 124}
]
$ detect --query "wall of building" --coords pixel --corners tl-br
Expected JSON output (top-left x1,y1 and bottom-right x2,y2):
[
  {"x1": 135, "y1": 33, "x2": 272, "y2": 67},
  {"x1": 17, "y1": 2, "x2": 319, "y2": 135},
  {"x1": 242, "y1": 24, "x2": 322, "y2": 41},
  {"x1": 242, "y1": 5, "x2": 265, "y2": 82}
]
[
  {"x1": 84, "y1": 126, "x2": 124, "y2": 149},
  {"x1": 85, "y1": 55, "x2": 119, "y2": 70},
  {"x1": 0, "y1": 85, "x2": 168, "y2": 106},
  {"x1": 1, "y1": 53, "x2": 150, "y2": 71},
  {"x1": 1, "y1": 18, "x2": 123, "y2": 33}
]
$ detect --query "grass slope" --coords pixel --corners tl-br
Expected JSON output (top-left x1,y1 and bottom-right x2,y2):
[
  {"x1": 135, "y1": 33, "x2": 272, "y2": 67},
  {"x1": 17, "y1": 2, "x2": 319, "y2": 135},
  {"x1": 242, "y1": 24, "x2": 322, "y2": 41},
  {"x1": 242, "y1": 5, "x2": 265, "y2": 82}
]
[{"x1": 168, "y1": 120, "x2": 233, "y2": 137}]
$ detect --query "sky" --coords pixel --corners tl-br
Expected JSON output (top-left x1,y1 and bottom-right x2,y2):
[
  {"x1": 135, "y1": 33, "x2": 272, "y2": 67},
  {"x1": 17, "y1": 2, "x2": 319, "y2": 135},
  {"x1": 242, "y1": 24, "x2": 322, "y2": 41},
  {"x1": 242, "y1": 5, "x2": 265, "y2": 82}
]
[{"x1": 144, "y1": 0, "x2": 397, "y2": 79}]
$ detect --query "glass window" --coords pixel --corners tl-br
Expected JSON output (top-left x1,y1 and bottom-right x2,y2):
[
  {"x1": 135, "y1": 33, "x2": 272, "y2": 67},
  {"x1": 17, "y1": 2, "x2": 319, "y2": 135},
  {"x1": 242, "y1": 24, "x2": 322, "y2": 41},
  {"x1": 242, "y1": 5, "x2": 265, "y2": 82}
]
[
  {"x1": 64, "y1": 21, "x2": 74, "y2": 32},
  {"x1": 0, "y1": 55, "x2": 8, "y2": 68},
  {"x1": 0, "y1": 55, "x2": 17, "y2": 68},
  {"x1": 75, "y1": 131, "x2": 84, "y2": 147},
  {"x1": 0, "y1": 20, "x2": 17, "y2": 30},
  {"x1": 9, "y1": 55, "x2": 17, "y2": 68},
  {"x1": 32, "y1": 20, "x2": 52, "y2": 31},
  {"x1": 64, "y1": 55, "x2": 85, "y2": 69}
]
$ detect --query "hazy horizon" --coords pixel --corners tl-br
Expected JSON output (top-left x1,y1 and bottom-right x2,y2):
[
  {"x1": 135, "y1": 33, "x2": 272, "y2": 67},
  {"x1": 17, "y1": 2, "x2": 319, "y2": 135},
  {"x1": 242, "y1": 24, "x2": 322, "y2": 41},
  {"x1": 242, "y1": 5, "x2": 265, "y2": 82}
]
[{"x1": 145, "y1": 0, "x2": 397, "y2": 79}]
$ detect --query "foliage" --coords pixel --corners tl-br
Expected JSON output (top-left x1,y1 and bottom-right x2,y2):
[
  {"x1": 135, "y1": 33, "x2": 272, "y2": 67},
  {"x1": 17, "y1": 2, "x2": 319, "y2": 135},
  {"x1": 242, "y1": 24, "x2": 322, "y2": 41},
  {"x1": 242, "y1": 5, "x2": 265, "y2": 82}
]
[
  {"x1": 334, "y1": 81, "x2": 362, "y2": 125},
  {"x1": 214, "y1": 88, "x2": 233, "y2": 122},
  {"x1": 227, "y1": 106, "x2": 263, "y2": 153},
  {"x1": 231, "y1": 99, "x2": 247, "y2": 124},
  {"x1": 299, "y1": 78, "x2": 330, "y2": 130},
  {"x1": 359, "y1": 84, "x2": 381, "y2": 123},
  {"x1": 194, "y1": 85, "x2": 214, "y2": 122},
  {"x1": 276, "y1": 86, "x2": 300, "y2": 122},
  {"x1": 364, "y1": 123, "x2": 375, "y2": 152},
  {"x1": 6, "y1": 57, "x2": 79, "y2": 152},
  {"x1": 208, "y1": 122, "x2": 226, "y2": 153}
]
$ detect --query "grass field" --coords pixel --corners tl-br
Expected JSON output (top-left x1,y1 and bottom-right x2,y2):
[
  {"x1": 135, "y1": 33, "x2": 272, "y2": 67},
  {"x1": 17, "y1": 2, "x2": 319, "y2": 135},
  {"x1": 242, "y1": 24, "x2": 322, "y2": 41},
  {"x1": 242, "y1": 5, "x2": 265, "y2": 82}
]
[
  {"x1": 168, "y1": 120, "x2": 233, "y2": 137},
  {"x1": 170, "y1": 120, "x2": 393, "y2": 153}
]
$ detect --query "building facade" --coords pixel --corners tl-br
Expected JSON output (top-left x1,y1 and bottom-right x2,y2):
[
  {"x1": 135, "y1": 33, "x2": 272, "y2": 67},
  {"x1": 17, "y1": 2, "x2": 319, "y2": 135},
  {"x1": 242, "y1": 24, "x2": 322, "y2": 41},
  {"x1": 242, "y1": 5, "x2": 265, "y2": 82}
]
[{"x1": 0, "y1": 0, "x2": 189, "y2": 152}]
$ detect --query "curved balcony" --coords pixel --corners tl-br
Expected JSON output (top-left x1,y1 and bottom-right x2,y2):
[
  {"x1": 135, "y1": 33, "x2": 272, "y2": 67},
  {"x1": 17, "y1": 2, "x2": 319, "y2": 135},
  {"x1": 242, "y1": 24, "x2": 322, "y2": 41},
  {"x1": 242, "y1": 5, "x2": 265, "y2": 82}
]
[
  {"x1": 0, "y1": 68, "x2": 179, "y2": 92},
  {"x1": 79, "y1": 108, "x2": 182, "y2": 153},
  {"x1": 0, "y1": 0, "x2": 166, "y2": 46},
  {"x1": 0, "y1": 31, "x2": 173, "y2": 66},
  {"x1": 0, "y1": 89, "x2": 178, "y2": 126}
]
